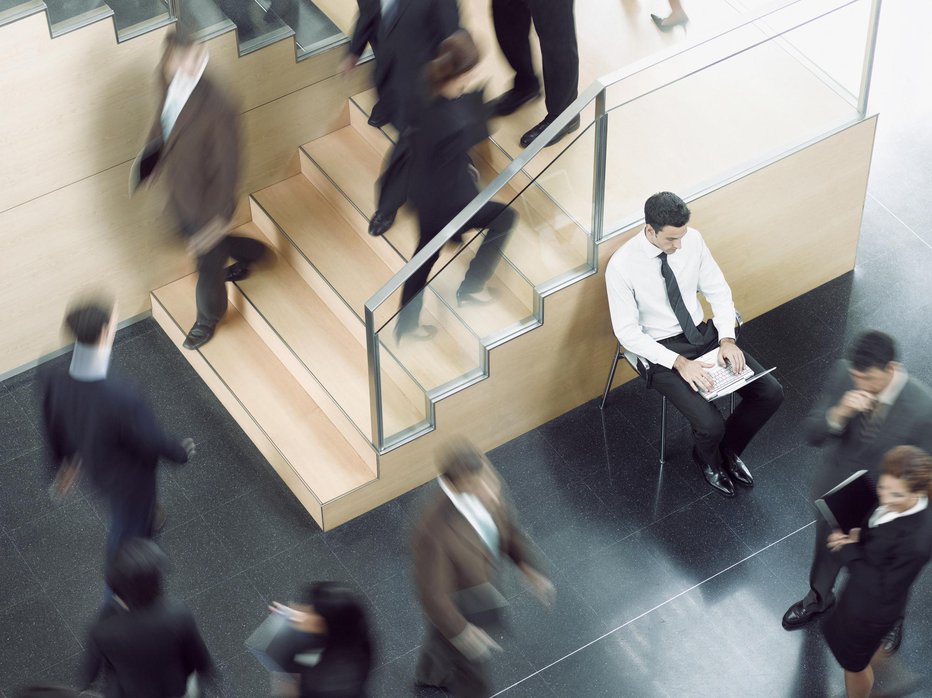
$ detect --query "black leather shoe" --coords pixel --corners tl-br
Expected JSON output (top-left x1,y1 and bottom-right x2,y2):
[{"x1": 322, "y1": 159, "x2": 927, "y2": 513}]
[
  {"x1": 721, "y1": 448, "x2": 754, "y2": 488},
  {"x1": 183, "y1": 323, "x2": 214, "y2": 350},
  {"x1": 693, "y1": 447, "x2": 735, "y2": 497},
  {"x1": 224, "y1": 261, "x2": 250, "y2": 282},
  {"x1": 368, "y1": 101, "x2": 389, "y2": 128},
  {"x1": 881, "y1": 618, "x2": 904, "y2": 655},
  {"x1": 782, "y1": 596, "x2": 835, "y2": 630},
  {"x1": 369, "y1": 210, "x2": 396, "y2": 237},
  {"x1": 520, "y1": 115, "x2": 581, "y2": 148},
  {"x1": 488, "y1": 87, "x2": 541, "y2": 117}
]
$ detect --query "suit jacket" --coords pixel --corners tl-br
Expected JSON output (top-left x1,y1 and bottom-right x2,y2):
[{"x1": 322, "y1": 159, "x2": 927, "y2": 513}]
[
  {"x1": 80, "y1": 599, "x2": 214, "y2": 698},
  {"x1": 138, "y1": 74, "x2": 240, "y2": 233},
  {"x1": 804, "y1": 361, "x2": 932, "y2": 498},
  {"x1": 42, "y1": 369, "x2": 188, "y2": 504},
  {"x1": 834, "y1": 506, "x2": 932, "y2": 624},
  {"x1": 412, "y1": 484, "x2": 529, "y2": 641},
  {"x1": 372, "y1": 0, "x2": 460, "y2": 129},
  {"x1": 348, "y1": 0, "x2": 381, "y2": 58},
  {"x1": 409, "y1": 92, "x2": 488, "y2": 237}
]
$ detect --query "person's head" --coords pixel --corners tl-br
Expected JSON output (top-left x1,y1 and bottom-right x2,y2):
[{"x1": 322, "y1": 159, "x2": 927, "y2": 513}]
[
  {"x1": 644, "y1": 192, "x2": 691, "y2": 255},
  {"x1": 162, "y1": 28, "x2": 206, "y2": 83},
  {"x1": 878, "y1": 445, "x2": 932, "y2": 512},
  {"x1": 105, "y1": 538, "x2": 167, "y2": 610},
  {"x1": 439, "y1": 439, "x2": 497, "y2": 498},
  {"x1": 847, "y1": 331, "x2": 898, "y2": 395},
  {"x1": 425, "y1": 30, "x2": 480, "y2": 97},
  {"x1": 297, "y1": 583, "x2": 372, "y2": 655},
  {"x1": 64, "y1": 299, "x2": 116, "y2": 348}
]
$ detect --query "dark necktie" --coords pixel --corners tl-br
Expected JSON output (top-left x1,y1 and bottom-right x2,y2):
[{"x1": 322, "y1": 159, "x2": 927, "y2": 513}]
[
  {"x1": 857, "y1": 403, "x2": 883, "y2": 443},
  {"x1": 659, "y1": 252, "x2": 705, "y2": 345}
]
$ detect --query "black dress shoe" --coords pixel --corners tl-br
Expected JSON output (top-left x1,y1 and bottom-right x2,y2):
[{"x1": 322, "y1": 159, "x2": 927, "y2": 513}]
[
  {"x1": 369, "y1": 209, "x2": 396, "y2": 237},
  {"x1": 183, "y1": 323, "x2": 214, "y2": 350},
  {"x1": 368, "y1": 101, "x2": 389, "y2": 128},
  {"x1": 693, "y1": 447, "x2": 735, "y2": 497},
  {"x1": 721, "y1": 448, "x2": 754, "y2": 488},
  {"x1": 488, "y1": 87, "x2": 541, "y2": 117},
  {"x1": 782, "y1": 596, "x2": 835, "y2": 630},
  {"x1": 881, "y1": 618, "x2": 904, "y2": 655},
  {"x1": 520, "y1": 115, "x2": 581, "y2": 148},
  {"x1": 224, "y1": 261, "x2": 250, "y2": 282}
]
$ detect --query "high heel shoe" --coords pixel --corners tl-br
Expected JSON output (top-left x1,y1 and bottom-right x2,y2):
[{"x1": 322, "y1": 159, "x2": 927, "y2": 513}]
[
  {"x1": 651, "y1": 12, "x2": 689, "y2": 32},
  {"x1": 394, "y1": 324, "x2": 438, "y2": 343},
  {"x1": 456, "y1": 288, "x2": 495, "y2": 307}
]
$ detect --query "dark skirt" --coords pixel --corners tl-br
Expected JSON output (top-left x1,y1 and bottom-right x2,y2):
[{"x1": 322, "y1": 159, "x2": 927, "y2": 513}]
[{"x1": 822, "y1": 596, "x2": 895, "y2": 672}]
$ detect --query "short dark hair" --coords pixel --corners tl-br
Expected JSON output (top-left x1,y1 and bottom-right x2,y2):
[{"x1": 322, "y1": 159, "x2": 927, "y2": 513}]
[
  {"x1": 426, "y1": 30, "x2": 480, "y2": 94},
  {"x1": 882, "y1": 446, "x2": 932, "y2": 496},
  {"x1": 848, "y1": 331, "x2": 897, "y2": 372},
  {"x1": 439, "y1": 440, "x2": 485, "y2": 486},
  {"x1": 64, "y1": 302, "x2": 111, "y2": 344},
  {"x1": 106, "y1": 539, "x2": 167, "y2": 609},
  {"x1": 644, "y1": 192, "x2": 690, "y2": 231}
]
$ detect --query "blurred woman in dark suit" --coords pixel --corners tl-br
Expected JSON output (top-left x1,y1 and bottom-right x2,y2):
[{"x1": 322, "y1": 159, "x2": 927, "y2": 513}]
[{"x1": 823, "y1": 445, "x2": 932, "y2": 698}]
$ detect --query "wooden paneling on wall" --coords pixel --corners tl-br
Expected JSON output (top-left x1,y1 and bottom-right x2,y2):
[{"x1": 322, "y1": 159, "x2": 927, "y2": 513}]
[{"x1": 0, "y1": 15, "x2": 368, "y2": 374}]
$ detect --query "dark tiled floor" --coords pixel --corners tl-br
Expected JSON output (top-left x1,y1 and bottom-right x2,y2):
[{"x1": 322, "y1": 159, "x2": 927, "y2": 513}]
[{"x1": 3, "y1": 3, "x2": 932, "y2": 698}]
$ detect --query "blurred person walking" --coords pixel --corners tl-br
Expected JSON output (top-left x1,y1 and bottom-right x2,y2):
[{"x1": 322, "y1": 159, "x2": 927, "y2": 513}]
[
  {"x1": 783, "y1": 332, "x2": 932, "y2": 655},
  {"x1": 412, "y1": 441, "x2": 554, "y2": 696},
  {"x1": 395, "y1": 31, "x2": 517, "y2": 340},
  {"x1": 651, "y1": 1, "x2": 689, "y2": 31},
  {"x1": 42, "y1": 300, "x2": 194, "y2": 560},
  {"x1": 78, "y1": 538, "x2": 215, "y2": 697},
  {"x1": 488, "y1": 0, "x2": 580, "y2": 148},
  {"x1": 259, "y1": 583, "x2": 374, "y2": 697},
  {"x1": 361, "y1": 0, "x2": 462, "y2": 238},
  {"x1": 822, "y1": 446, "x2": 932, "y2": 698},
  {"x1": 340, "y1": 0, "x2": 389, "y2": 128},
  {"x1": 131, "y1": 29, "x2": 267, "y2": 350}
]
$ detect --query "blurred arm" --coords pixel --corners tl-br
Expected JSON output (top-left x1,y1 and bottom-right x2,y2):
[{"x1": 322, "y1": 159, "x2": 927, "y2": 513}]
[
  {"x1": 803, "y1": 361, "x2": 852, "y2": 447},
  {"x1": 121, "y1": 390, "x2": 189, "y2": 466},
  {"x1": 198, "y1": 90, "x2": 240, "y2": 231},
  {"x1": 347, "y1": 0, "x2": 379, "y2": 58},
  {"x1": 413, "y1": 528, "x2": 468, "y2": 640},
  {"x1": 77, "y1": 628, "x2": 104, "y2": 690}
]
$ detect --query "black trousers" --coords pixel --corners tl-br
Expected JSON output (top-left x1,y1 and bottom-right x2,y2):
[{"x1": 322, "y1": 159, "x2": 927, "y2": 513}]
[
  {"x1": 397, "y1": 203, "x2": 516, "y2": 331},
  {"x1": 645, "y1": 327, "x2": 784, "y2": 468},
  {"x1": 187, "y1": 230, "x2": 267, "y2": 327},
  {"x1": 491, "y1": 0, "x2": 579, "y2": 120},
  {"x1": 376, "y1": 126, "x2": 412, "y2": 217}
]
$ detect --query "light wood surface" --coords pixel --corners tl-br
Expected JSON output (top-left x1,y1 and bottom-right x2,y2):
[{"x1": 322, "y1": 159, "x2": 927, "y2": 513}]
[{"x1": 152, "y1": 275, "x2": 376, "y2": 506}]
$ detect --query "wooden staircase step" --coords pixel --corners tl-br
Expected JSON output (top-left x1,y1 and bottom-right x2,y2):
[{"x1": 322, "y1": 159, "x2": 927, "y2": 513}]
[
  {"x1": 231, "y1": 252, "x2": 427, "y2": 440},
  {"x1": 151, "y1": 275, "x2": 376, "y2": 524},
  {"x1": 301, "y1": 125, "x2": 539, "y2": 342}
]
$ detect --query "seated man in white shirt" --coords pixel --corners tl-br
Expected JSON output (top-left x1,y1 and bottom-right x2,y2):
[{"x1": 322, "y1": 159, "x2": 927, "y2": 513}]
[{"x1": 605, "y1": 192, "x2": 784, "y2": 497}]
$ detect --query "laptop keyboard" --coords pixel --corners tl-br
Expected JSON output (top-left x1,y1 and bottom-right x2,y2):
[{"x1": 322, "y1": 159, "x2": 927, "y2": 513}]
[{"x1": 701, "y1": 362, "x2": 753, "y2": 396}]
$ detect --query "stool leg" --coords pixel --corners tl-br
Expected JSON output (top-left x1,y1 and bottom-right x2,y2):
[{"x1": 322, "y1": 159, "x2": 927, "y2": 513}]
[
  {"x1": 600, "y1": 346, "x2": 622, "y2": 410},
  {"x1": 659, "y1": 396, "x2": 667, "y2": 465},
  {"x1": 730, "y1": 392, "x2": 736, "y2": 414}
]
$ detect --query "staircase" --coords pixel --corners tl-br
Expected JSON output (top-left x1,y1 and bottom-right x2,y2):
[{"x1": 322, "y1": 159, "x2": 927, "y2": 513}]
[{"x1": 152, "y1": 95, "x2": 594, "y2": 529}]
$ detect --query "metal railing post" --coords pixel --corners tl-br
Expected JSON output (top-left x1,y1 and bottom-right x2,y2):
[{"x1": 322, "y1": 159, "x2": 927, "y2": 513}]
[
  {"x1": 857, "y1": 0, "x2": 883, "y2": 115},
  {"x1": 365, "y1": 307, "x2": 384, "y2": 451},
  {"x1": 591, "y1": 88, "x2": 609, "y2": 242}
]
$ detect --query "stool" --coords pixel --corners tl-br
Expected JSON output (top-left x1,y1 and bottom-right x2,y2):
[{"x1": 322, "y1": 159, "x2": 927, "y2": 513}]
[{"x1": 599, "y1": 342, "x2": 736, "y2": 465}]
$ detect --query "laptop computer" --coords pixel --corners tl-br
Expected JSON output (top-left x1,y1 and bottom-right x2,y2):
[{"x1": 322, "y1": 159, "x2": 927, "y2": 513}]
[{"x1": 695, "y1": 346, "x2": 776, "y2": 401}]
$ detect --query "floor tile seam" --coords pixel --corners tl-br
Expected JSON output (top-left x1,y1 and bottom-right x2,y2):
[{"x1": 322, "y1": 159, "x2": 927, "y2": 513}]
[
  {"x1": 490, "y1": 519, "x2": 817, "y2": 696},
  {"x1": 0, "y1": 441, "x2": 44, "y2": 469},
  {"x1": 867, "y1": 191, "x2": 932, "y2": 252}
]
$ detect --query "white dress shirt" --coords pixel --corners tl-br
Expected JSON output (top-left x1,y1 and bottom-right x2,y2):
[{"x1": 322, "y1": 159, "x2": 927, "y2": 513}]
[
  {"x1": 605, "y1": 227, "x2": 736, "y2": 369},
  {"x1": 869, "y1": 494, "x2": 927, "y2": 528},
  {"x1": 161, "y1": 53, "x2": 209, "y2": 142},
  {"x1": 438, "y1": 476, "x2": 500, "y2": 558}
]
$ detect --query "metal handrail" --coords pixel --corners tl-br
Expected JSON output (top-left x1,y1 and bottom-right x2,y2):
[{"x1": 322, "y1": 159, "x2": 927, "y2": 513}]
[{"x1": 365, "y1": 0, "x2": 881, "y2": 450}]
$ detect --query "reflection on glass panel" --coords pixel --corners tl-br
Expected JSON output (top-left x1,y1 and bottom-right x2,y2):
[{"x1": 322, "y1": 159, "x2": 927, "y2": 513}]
[
  {"x1": 0, "y1": 0, "x2": 45, "y2": 27},
  {"x1": 265, "y1": 0, "x2": 343, "y2": 58},
  {"x1": 109, "y1": 0, "x2": 171, "y2": 39},
  {"x1": 45, "y1": 0, "x2": 111, "y2": 36},
  {"x1": 602, "y1": 1, "x2": 863, "y2": 232},
  {"x1": 375, "y1": 326, "x2": 430, "y2": 447},
  {"x1": 177, "y1": 0, "x2": 235, "y2": 41},
  {"x1": 217, "y1": 0, "x2": 293, "y2": 55}
]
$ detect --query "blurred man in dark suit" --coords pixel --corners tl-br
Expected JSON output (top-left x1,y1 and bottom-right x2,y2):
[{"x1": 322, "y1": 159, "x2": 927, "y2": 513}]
[
  {"x1": 782, "y1": 331, "x2": 932, "y2": 657},
  {"x1": 362, "y1": 0, "x2": 462, "y2": 238},
  {"x1": 132, "y1": 30, "x2": 266, "y2": 350},
  {"x1": 42, "y1": 300, "x2": 194, "y2": 560},
  {"x1": 341, "y1": 0, "x2": 390, "y2": 128},
  {"x1": 488, "y1": 0, "x2": 580, "y2": 148},
  {"x1": 412, "y1": 442, "x2": 553, "y2": 696}
]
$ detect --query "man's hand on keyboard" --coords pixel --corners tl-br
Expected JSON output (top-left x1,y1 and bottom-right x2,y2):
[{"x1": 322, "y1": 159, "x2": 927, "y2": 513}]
[
  {"x1": 673, "y1": 355, "x2": 715, "y2": 392},
  {"x1": 717, "y1": 339, "x2": 746, "y2": 374}
]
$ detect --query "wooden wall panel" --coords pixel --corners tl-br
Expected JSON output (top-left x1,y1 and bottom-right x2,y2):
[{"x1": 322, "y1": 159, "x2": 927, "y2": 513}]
[{"x1": 324, "y1": 117, "x2": 876, "y2": 527}]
